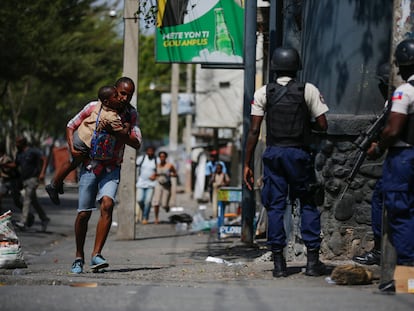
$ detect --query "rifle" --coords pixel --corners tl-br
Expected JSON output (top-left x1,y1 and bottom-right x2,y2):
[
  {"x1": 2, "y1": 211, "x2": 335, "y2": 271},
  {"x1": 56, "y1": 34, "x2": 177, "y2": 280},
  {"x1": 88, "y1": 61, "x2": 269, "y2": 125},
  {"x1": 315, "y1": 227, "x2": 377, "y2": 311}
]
[{"x1": 338, "y1": 103, "x2": 391, "y2": 200}]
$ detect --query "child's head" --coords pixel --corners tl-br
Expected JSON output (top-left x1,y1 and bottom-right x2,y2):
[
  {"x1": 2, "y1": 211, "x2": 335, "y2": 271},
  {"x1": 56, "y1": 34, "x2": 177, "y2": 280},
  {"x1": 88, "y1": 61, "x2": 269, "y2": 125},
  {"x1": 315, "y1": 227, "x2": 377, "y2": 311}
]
[{"x1": 98, "y1": 85, "x2": 120, "y2": 110}]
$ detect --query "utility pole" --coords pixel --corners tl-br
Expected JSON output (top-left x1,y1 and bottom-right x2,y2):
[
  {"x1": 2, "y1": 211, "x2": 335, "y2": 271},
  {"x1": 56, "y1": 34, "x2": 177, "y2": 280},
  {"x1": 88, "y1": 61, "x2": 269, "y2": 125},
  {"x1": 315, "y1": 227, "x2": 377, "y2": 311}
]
[
  {"x1": 169, "y1": 63, "x2": 179, "y2": 152},
  {"x1": 185, "y1": 64, "x2": 193, "y2": 194},
  {"x1": 117, "y1": 0, "x2": 138, "y2": 240},
  {"x1": 379, "y1": 0, "x2": 400, "y2": 286},
  {"x1": 241, "y1": 0, "x2": 257, "y2": 244}
]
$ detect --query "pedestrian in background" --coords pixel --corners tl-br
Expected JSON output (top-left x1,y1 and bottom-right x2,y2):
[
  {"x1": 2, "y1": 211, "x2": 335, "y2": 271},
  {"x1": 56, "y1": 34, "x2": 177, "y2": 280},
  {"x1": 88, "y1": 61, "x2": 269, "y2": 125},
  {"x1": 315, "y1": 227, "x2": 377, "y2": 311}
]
[
  {"x1": 243, "y1": 47, "x2": 329, "y2": 278},
  {"x1": 13, "y1": 136, "x2": 50, "y2": 232},
  {"x1": 152, "y1": 151, "x2": 177, "y2": 224},
  {"x1": 205, "y1": 150, "x2": 227, "y2": 201},
  {"x1": 210, "y1": 162, "x2": 230, "y2": 218},
  {"x1": 367, "y1": 39, "x2": 414, "y2": 293},
  {"x1": 66, "y1": 77, "x2": 142, "y2": 274},
  {"x1": 135, "y1": 146, "x2": 157, "y2": 224}
]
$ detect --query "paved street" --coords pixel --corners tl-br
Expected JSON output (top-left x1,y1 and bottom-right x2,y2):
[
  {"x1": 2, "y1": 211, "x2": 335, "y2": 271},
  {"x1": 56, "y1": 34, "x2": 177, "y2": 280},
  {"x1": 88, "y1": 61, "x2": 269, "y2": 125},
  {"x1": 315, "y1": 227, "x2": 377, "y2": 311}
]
[{"x1": 0, "y1": 184, "x2": 413, "y2": 311}]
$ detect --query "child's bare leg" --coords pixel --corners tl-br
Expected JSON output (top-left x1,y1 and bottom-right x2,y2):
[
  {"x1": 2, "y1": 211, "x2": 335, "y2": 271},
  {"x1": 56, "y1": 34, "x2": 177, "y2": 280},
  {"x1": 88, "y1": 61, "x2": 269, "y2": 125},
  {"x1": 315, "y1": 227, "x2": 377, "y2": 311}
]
[
  {"x1": 46, "y1": 155, "x2": 85, "y2": 205},
  {"x1": 52, "y1": 156, "x2": 84, "y2": 187}
]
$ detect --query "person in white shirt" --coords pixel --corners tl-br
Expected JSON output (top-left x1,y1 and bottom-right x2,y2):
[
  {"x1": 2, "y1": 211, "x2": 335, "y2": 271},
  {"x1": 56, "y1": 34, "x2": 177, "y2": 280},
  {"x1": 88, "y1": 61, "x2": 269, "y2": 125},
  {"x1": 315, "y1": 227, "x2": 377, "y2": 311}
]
[{"x1": 136, "y1": 146, "x2": 157, "y2": 224}]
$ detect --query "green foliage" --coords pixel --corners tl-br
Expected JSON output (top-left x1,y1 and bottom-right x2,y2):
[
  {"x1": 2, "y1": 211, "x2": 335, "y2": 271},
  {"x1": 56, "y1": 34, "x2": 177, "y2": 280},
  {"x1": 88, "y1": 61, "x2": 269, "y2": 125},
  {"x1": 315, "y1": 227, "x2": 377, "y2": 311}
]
[
  {"x1": 137, "y1": 34, "x2": 191, "y2": 145},
  {"x1": 0, "y1": 0, "x2": 123, "y2": 144},
  {"x1": 0, "y1": 0, "x2": 189, "y2": 147},
  {"x1": 138, "y1": 34, "x2": 170, "y2": 142}
]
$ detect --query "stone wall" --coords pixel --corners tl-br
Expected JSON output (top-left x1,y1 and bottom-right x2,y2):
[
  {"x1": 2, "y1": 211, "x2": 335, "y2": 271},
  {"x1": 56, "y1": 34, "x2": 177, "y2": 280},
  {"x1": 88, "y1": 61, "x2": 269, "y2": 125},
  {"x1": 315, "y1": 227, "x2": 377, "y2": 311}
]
[{"x1": 285, "y1": 117, "x2": 386, "y2": 262}]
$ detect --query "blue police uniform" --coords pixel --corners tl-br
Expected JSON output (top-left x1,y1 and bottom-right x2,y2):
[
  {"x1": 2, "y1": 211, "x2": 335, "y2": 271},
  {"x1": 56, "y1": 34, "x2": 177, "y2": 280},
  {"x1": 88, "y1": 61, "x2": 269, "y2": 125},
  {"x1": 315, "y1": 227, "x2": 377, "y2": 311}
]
[
  {"x1": 371, "y1": 178, "x2": 383, "y2": 239},
  {"x1": 261, "y1": 145, "x2": 322, "y2": 250},
  {"x1": 381, "y1": 76, "x2": 414, "y2": 265},
  {"x1": 252, "y1": 76, "x2": 329, "y2": 251}
]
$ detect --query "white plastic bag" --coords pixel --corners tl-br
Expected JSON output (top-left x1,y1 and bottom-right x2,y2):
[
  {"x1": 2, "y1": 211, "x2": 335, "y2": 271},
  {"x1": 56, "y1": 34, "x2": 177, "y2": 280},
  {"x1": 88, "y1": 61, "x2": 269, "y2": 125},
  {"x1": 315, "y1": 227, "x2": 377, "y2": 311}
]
[{"x1": 0, "y1": 210, "x2": 27, "y2": 269}]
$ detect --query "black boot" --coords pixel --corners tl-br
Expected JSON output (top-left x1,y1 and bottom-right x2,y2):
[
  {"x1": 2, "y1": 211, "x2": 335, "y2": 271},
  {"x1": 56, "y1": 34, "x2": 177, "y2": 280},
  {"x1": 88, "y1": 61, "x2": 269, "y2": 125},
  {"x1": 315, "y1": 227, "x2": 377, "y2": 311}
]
[
  {"x1": 352, "y1": 237, "x2": 381, "y2": 265},
  {"x1": 272, "y1": 250, "x2": 287, "y2": 278},
  {"x1": 352, "y1": 249, "x2": 381, "y2": 265},
  {"x1": 305, "y1": 248, "x2": 326, "y2": 276},
  {"x1": 375, "y1": 280, "x2": 395, "y2": 295}
]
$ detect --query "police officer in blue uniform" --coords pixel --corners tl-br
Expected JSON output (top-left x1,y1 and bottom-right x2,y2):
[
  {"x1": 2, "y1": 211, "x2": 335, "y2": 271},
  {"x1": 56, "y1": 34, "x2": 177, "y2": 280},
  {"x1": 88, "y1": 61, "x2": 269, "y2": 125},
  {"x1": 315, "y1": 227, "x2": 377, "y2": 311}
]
[
  {"x1": 367, "y1": 39, "x2": 414, "y2": 271},
  {"x1": 353, "y1": 63, "x2": 394, "y2": 266},
  {"x1": 244, "y1": 47, "x2": 329, "y2": 277}
]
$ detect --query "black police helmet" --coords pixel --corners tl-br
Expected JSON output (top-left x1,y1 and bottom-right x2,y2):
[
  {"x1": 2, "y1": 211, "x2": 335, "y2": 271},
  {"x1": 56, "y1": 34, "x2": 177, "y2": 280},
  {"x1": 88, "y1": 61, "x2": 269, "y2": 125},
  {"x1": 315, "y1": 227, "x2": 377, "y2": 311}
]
[
  {"x1": 271, "y1": 47, "x2": 302, "y2": 71},
  {"x1": 395, "y1": 39, "x2": 414, "y2": 67},
  {"x1": 376, "y1": 63, "x2": 390, "y2": 85}
]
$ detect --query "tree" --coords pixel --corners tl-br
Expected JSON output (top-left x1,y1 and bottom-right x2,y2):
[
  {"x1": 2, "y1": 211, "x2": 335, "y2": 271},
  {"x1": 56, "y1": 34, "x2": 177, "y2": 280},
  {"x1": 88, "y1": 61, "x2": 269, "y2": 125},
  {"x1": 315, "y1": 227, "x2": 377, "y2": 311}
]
[
  {"x1": 0, "y1": 0, "x2": 123, "y2": 146},
  {"x1": 137, "y1": 34, "x2": 189, "y2": 145},
  {"x1": 137, "y1": 34, "x2": 170, "y2": 143}
]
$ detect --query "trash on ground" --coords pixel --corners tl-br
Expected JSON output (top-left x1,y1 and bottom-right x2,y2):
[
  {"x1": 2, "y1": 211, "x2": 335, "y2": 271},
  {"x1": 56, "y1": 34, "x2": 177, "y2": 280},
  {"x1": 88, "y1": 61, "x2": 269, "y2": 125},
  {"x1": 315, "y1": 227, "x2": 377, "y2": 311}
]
[
  {"x1": 170, "y1": 206, "x2": 184, "y2": 212},
  {"x1": 325, "y1": 276, "x2": 336, "y2": 284},
  {"x1": 175, "y1": 222, "x2": 188, "y2": 233},
  {"x1": 253, "y1": 251, "x2": 273, "y2": 263},
  {"x1": 0, "y1": 210, "x2": 27, "y2": 269},
  {"x1": 190, "y1": 212, "x2": 217, "y2": 232},
  {"x1": 169, "y1": 213, "x2": 193, "y2": 224},
  {"x1": 205, "y1": 256, "x2": 245, "y2": 267},
  {"x1": 330, "y1": 264, "x2": 373, "y2": 285}
]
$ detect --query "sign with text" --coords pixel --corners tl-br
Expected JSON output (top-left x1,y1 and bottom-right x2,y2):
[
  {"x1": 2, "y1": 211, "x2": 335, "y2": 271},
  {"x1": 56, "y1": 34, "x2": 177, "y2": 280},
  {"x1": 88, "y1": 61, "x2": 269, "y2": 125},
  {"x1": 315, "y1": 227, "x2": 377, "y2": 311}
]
[{"x1": 156, "y1": 0, "x2": 244, "y2": 64}]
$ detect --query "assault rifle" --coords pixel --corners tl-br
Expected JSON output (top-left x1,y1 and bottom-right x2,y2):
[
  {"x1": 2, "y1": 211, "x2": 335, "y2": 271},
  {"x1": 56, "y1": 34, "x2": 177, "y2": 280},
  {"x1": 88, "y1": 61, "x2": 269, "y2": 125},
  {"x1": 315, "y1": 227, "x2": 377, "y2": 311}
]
[{"x1": 338, "y1": 103, "x2": 391, "y2": 200}]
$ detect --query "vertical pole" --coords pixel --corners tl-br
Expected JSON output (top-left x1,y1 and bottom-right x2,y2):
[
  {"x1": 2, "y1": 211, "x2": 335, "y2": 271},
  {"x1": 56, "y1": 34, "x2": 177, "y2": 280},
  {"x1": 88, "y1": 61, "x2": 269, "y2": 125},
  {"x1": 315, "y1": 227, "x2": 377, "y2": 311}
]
[
  {"x1": 168, "y1": 63, "x2": 180, "y2": 207},
  {"x1": 170, "y1": 63, "x2": 179, "y2": 151},
  {"x1": 117, "y1": 0, "x2": 138, "y2": 240},
  {"x1": 379, "y1": 0, "x2": 401, "y2": 285},
  {"x1": 241, "y1": 0, "x2": 257, "y2": 244},
  {"x1": 268, "y1": 0, "x2": 284, "y2": 82},
  {"x1": 185, "y1": 64, "x2": 193, "y2": 194}
]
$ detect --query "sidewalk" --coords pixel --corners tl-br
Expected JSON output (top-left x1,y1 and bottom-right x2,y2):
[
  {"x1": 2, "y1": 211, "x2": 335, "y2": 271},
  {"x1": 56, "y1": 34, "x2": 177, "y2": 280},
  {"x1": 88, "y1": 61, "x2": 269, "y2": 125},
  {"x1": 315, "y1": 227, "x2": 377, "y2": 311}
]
[
  {"x1": 0, "y1": 183, "x2": 370, "y2": 285},
  {"x1": 2, "y1": 184, "x2": 414, "y2": 311},
  {"x1": 1, "y1": 185, "x2": 270, "y2": 284}
]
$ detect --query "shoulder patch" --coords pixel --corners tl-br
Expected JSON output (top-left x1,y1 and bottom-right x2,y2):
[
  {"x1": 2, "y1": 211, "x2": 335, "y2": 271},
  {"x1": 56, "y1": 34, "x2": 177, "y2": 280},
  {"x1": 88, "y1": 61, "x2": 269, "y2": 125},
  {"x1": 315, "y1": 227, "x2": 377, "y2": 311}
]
[
  {"x1": 319, "y1": 94, "x2": 325, "y2": 103},
  {"x1": 392, "y1": 91, "x2": 403, "y2": 101}
]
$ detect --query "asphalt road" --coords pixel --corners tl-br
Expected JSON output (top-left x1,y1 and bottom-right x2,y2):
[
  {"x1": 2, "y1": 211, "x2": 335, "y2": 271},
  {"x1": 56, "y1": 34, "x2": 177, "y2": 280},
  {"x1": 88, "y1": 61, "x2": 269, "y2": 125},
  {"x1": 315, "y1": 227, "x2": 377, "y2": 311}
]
[{"x1": 0, "y1": 184, "x2": 413, "y2": 310}]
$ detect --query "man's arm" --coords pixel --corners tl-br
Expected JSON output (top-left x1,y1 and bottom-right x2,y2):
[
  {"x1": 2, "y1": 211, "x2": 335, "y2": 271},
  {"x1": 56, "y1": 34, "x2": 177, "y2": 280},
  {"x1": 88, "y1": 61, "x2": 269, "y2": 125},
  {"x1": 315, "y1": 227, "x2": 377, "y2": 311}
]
[
  {"x1": 38, "y1": 155, "x2": 48, "y2": 182},
  {"x1": 243, "y1": 115, "x2": 264, "y2": 191},
  {"x1": 367, "y1": 111, "x2": 407, "y2": 158},
  {"x1": 118, "y1": 107, "x2": 142, "y2": 150},
  {"x1": 311, "y1": 114, "x2": 328, "y2": 132},
  {"x1": 115, "y1": 131, "x2": 141, "y2": 150},
  {"x1": 66, "y1": 127, "x2": 83, "y2": 158},
  {"x1": 66, "y1": 101, "x2": 97, "y2": 157}
]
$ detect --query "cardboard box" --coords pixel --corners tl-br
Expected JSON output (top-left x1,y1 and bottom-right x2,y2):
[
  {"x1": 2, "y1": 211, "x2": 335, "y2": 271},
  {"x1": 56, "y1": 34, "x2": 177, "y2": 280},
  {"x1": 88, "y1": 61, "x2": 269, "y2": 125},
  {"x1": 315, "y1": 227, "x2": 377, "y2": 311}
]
[{"x1": 394, "y1": 265, "x2": 414, "y2": 294}]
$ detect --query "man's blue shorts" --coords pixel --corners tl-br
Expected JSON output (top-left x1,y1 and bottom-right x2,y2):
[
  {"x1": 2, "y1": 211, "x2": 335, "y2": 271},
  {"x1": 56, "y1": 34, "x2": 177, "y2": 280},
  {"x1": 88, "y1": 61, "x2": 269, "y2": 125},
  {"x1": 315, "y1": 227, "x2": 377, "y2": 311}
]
[{"x1": 77, "y1": 166, "x2": 120, "y2": 212}]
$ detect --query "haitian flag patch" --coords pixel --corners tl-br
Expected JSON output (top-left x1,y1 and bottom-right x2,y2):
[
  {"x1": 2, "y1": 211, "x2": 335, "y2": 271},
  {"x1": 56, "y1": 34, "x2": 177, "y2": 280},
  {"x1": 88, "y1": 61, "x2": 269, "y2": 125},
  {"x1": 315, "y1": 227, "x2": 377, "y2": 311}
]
[{"x1": 392, "y1": 91, "x2": 403, "y2": 101}]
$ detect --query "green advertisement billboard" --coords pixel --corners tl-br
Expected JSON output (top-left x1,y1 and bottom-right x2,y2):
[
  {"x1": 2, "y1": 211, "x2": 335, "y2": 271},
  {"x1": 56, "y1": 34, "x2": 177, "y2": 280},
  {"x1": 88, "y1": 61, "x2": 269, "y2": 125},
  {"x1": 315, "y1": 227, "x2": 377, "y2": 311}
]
[{"x1": 156, "y1": 0, "x2": 245, "y2": 64}]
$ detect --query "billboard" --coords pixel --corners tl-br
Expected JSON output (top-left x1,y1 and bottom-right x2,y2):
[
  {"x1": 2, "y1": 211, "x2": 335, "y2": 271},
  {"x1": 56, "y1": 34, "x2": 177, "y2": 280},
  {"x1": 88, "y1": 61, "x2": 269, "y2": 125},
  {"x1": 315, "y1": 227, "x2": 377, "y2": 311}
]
[{"x1": 156, "y1": 0, "x2": 244, "y2": 64}]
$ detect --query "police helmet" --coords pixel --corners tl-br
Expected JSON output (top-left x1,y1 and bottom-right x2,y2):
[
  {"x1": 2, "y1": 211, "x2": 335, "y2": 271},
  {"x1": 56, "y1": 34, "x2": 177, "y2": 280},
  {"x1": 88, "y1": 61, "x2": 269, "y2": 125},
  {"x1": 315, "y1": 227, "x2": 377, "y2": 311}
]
[
  {"x1": 376, "y1": 63, "x2": 390, "y2": 85},
  {"x1": 271, "y1": 47, "x2": 302, "y2": 71},
  {"x1": 395, "y1": 39, "x2": 414, "y2": 67}
]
